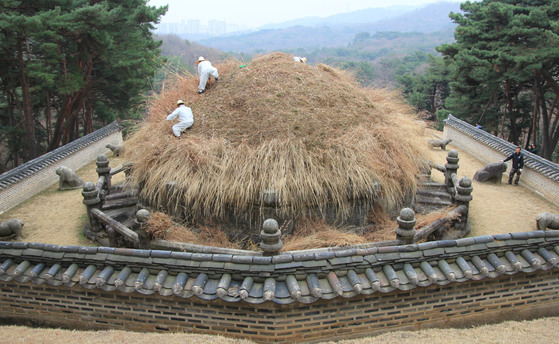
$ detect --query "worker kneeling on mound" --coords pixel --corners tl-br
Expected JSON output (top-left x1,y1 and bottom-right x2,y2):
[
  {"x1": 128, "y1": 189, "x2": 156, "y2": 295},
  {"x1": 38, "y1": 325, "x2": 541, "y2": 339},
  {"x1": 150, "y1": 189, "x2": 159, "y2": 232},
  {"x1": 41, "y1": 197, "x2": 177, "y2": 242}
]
[
  {"x1": 166, "y1": 100, "x2": 193, "y2": 137},
  {"x1": 196, "y1": 56, "x2": 219, "y2": 94}
]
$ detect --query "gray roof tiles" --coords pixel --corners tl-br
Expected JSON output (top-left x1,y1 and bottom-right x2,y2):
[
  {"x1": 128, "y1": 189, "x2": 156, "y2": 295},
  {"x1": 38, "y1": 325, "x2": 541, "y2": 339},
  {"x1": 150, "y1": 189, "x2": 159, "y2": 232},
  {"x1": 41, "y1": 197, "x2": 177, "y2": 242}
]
[{"x1": 1, "y1": 230, "x2": 558, "y2": 304}]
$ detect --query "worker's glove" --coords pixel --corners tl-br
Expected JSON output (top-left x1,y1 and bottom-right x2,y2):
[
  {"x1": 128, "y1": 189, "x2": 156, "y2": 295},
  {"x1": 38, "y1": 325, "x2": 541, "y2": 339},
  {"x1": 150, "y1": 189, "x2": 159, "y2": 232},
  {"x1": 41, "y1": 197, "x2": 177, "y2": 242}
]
[{"x1": 518, "y1": 169, "x2": 523, "y2": 173}]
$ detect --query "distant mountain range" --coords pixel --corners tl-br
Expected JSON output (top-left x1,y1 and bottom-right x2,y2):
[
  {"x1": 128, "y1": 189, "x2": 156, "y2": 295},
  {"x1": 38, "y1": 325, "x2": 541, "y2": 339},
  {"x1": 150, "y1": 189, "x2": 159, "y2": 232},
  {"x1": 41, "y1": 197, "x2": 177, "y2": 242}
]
[
  {"x1": 259, "y1": 6, "x2": 416, "y2": 30},
  {"x1": 198, "y1": 2, "x2": 461, "y2": 53}
]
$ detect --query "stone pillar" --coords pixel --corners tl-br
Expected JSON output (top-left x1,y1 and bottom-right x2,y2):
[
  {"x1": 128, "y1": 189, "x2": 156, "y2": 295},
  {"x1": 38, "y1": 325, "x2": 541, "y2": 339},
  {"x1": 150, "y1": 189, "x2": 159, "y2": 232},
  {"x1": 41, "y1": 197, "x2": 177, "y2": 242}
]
[
  {"x1": 261, "y1": 189, "x2": 279, "y2": 207},
  {"x1": 82, "y1": 182, "x2": 103, "y2": 233},
  {"x1": 444, "y1": 150, "x2": 459, "y2": 189},
  {"x1": 260, "y1": 219, "x2": 283, "y2": 256},
  {"x1": 395, "y1": 208, "x2": 416, "y2": 245},
  {"x1": 96, "y1": 154, "x2": 111, "y2": 194},
  {"x1": 454, "y1": 177, "x2": 473, "y2": 235},
  {"x1": 135, "y1": 209, "x2": 151, "y2": 249}
]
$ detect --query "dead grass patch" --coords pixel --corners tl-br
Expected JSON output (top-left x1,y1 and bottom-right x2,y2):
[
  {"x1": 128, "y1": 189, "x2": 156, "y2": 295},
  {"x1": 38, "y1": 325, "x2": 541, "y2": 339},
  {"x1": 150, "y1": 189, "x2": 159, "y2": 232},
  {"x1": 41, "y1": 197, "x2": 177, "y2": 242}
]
[
  {"x1": 415, "y1": 205, "x2": 459, "y2": 229},
  {"x1": 146, "y1": 211, "x2": 242, "y2": 248},
  {"x1": 282, "y1": 218, "x2": 367, "y2": 251}
]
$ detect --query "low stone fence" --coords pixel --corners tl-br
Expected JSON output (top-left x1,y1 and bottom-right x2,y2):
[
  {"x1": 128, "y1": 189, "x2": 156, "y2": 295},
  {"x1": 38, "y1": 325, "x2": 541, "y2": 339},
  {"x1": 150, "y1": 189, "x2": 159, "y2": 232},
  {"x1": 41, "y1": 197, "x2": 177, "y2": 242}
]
[
  {"x1": 1, "y1": 231, "x2": 558, "y2": 342},
  {"x1": 443, "y1": 115, "x2": 559, "y2": 206},
  {"x1": 0, "y1": 122, "x2": 123, "y2": 214}
]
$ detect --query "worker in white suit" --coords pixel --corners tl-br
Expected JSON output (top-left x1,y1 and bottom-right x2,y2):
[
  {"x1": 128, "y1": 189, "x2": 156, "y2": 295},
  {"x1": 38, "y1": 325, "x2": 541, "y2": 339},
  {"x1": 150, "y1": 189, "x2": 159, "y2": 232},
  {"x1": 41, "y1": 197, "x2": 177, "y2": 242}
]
[
  {"x1": 166, "y1": 100, "x2": 193, "y2": 137},
  {"x1": 196, "y1": 56, "x2": 219, "y2": 94},
  {"x1": 293, "y1": 56, "x2": 307, "y2": 63}
]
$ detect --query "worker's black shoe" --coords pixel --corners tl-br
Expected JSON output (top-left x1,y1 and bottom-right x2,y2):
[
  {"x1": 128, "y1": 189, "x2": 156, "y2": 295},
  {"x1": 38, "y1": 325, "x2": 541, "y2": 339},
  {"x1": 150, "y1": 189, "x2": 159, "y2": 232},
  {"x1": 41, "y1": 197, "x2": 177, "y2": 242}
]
[
  {"x1": 198, "y1": 90, "x2": 204, "y2": 94},
  {"x1": 215, "y1": 77, "x2": 219, "y2": 82}
]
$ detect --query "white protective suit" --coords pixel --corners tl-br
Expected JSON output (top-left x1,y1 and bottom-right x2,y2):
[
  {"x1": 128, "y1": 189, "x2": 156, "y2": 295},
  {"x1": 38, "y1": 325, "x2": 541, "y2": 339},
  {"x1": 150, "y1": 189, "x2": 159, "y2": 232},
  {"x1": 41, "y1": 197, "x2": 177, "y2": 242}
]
[
  {"x1": 166, "y1": 104, "x2": 194, "y2": 137},
  {"x1": 197, "y1": 60, "x2": 219, "y2": 92}
]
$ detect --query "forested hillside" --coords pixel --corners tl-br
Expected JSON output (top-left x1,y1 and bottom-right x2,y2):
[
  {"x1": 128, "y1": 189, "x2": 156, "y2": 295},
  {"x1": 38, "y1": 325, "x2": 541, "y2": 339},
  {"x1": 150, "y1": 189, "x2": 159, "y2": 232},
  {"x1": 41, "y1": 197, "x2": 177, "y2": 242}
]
[{"x1": 0, "y1": 0, "x2": 166, "y2": 172}]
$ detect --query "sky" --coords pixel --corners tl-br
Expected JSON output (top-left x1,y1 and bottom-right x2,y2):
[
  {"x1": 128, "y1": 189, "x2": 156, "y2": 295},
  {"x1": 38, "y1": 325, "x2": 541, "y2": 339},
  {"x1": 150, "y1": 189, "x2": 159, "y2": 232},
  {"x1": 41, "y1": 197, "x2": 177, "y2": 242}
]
[{"x1": 147, "y1": 0, "x2": 464, "y2": 28}]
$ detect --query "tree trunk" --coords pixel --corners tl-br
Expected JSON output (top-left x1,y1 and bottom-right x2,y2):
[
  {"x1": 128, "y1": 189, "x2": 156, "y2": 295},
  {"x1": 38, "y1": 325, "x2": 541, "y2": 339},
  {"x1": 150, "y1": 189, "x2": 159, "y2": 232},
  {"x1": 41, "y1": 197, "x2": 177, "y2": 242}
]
[
  {"x1": 17, "y1": 34, "x2": 36, "y2": 160},
  {"x1": 505, "y1": 79, "x2": 518, "y2": 144},
  {"x1": 538, "y1": 85, "x2": 552, "y2": 159},
  {"x1": 531, "y1": 86, "x2": 539, "y2": 147},
  {"x1": 48, "y1": 92, "x2": 83, "y2": 151},
  {"x1": 7, "y1": 91, "x2": 20, "y2": 167},
  {"x1": 45, "y1": 92, "x2": 51, "y2": 146},
  {"x1": 84, "y1": 56, "x2": 94, "y2": 134}
]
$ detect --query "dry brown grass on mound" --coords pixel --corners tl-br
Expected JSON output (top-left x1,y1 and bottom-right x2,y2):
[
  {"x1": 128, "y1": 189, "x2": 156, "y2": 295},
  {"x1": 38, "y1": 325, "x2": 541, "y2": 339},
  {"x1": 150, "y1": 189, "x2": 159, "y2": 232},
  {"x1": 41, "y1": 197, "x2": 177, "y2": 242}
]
[
  {"x1": 415, "y1": 206, "x2": 459, "y2": 229},
  {"x1": 125, "y1": 52, "x2": 428, "y2": 225},
  {"x1": 146, "y1": 212, "x2": 241, "y2": 248},
  {"x1": 282, "y1": 218, "x2": 369, "y2": 251}
]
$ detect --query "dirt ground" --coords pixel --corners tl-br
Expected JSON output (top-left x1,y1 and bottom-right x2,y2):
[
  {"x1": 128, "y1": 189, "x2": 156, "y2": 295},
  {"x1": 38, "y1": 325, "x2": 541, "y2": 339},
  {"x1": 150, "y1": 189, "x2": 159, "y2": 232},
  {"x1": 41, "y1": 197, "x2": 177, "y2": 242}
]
[
  {"x1": 0, "y1": 317, "x2": 558, "y2": 344},
  {"x1": 1, "y1": 130, "x2": 559, "y2": 342}
]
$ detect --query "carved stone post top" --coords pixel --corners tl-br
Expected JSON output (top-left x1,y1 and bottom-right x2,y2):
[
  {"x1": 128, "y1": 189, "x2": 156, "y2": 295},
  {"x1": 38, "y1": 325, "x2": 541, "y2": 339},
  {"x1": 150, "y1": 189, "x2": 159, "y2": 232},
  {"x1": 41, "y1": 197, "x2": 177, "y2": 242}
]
[
  {"x1": 96, "y1": 153, "x2": 109, "y2": 165},
  {"x1": 96, "y1": 154, "x2": 110, "y2": 173},
  {"x1": 260, "y1": 219, "x2": 283, "y2": 254},
  {"x1": 136, "y1": 209, "x2": 151, "y2": 224},
  {"x1": 82, "y1": 182, "x2": 100, "y2": 205},
  {"x1": 445, "y1": 149, "x2": 459, "y2": 167},
  {"x1": 396, "y1": 208, "x2": 416, "y2": 243},
  {"x1": 397, "y1": 208, "x2": 416, "y2": 228},
  {"x1": 455, "y1": 177, "x2": 473, "y2": 202}
]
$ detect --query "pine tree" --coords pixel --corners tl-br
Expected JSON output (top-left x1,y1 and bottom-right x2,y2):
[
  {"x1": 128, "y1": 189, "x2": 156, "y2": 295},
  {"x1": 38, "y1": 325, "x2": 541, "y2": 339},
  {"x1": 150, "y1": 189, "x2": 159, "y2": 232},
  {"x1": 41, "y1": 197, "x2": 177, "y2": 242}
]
[
  {"x1": 0, "y1": 0, "x2": 167, "y2": 166},
  {"x1": 438, "y1": 0, "x2": 559, "y2": 159}
]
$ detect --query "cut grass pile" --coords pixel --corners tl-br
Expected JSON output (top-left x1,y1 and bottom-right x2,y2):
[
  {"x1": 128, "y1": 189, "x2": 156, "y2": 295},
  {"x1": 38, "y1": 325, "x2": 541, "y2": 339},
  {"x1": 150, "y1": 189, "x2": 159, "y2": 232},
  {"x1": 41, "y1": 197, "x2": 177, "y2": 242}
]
[{"x1": 125, "y1": 52, "x2": 428, "y2": 231}]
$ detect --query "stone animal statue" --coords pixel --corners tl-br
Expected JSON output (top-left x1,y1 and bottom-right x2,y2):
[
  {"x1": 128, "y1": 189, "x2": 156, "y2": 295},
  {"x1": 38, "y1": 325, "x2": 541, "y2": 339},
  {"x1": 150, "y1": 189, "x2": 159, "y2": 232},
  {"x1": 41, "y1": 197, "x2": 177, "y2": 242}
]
[
  {"x1": 55, "y1": 166, "x2": 84, "y2": 190},
  {"x1": 0, "y1": 219, "x2": 24, "y2": 240},
  {"x1": 428, "y1": 138, "x2": 452, "y2": 150},
  {"x1": 473, "y1": 162, "x2": 507, "y2": 183},
  {"x1": 536, "y1": 212, "x2": 559, "y2": 230},
  {"x1": 106, "y1": 143, "x2": 124, "y2": 157}
]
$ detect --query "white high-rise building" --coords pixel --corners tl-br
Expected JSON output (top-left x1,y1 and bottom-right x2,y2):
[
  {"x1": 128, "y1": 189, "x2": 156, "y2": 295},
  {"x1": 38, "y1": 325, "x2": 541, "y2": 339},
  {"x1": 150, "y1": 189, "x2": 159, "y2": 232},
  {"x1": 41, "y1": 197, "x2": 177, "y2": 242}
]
[{"x1": 186, "y1": 19, "x2": 201, "y2": 34}]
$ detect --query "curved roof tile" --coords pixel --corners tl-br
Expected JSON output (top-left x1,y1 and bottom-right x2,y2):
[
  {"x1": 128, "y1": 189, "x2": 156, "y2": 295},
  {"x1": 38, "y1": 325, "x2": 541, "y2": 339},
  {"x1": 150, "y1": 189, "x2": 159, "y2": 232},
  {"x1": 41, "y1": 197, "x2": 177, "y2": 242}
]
[{"x1": 1, "y1": 230, "x2": 558, "y2": 304}]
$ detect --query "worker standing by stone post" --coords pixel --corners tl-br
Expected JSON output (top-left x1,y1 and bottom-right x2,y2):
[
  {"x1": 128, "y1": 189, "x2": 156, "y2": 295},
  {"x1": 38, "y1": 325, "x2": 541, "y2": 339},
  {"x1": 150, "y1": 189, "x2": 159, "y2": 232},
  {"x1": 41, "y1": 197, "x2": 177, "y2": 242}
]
[
  {"x1": 501, "y1": 147, "x2": 524, "y2": 186},
  {"x1": 196, "y1": 56, "x2": 219, "y2": 94}
]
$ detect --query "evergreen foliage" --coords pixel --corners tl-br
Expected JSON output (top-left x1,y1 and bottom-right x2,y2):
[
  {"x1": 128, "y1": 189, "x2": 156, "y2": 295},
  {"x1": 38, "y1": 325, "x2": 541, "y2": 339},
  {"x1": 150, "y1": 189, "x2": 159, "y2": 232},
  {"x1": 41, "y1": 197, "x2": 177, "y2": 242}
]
[
  {"x1": 435, "y1": 0, "x2": 559, "y2": 159},
  {"x1": 0, "y1": 0, "x2": 166, "y2": 171}
]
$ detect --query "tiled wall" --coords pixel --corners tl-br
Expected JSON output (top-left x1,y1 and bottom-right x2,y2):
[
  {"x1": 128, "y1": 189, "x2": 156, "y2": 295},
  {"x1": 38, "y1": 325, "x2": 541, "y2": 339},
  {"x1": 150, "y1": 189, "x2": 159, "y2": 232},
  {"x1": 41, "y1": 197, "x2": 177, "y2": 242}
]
[
  {"x1": 0, "y1": 132, "x2": 122, "y2": 214},
  {"x1": 1, "y1": 270, "x2": 558, "y2": 343}
]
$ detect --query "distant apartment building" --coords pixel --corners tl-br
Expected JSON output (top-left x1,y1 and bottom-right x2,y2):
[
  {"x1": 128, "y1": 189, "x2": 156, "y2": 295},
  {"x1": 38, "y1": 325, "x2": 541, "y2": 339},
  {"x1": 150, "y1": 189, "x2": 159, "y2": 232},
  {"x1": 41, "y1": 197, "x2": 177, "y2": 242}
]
[
  {"x1": 186, "y1": 19, "x2": 201, "y2": 34},
  {"x1": 154, "y1": 19, "x2": 249, "y2": 36},
  {"x1": 208, "y1": 20, "x2": 226, "y2": 36}
]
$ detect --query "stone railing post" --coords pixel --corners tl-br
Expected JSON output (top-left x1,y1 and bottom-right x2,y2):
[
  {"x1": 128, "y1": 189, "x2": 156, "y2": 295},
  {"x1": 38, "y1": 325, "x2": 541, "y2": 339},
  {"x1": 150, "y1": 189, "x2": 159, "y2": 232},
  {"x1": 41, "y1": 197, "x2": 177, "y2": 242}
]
[
  {"x1": 96, "y1": 154, "x2": 111, "y2": 194},
  {"x1": 454, "y1": 177, "x2": 473, "y2": 233},
  {"x1": 260, "y1": 219, "x2": 283, "y2": 256},
  {"x1": 395, "y1": 208, "x2": 416, "y2": 245},
  {"x1": 134, "y1": 209, "x2": 151, "y2": 249},
  {"x1": 445, "y1": 150, "x2": 459, "y2": 194},
  {"x1": 82, "y1": 182, "x2": 103, "y2": 233}
]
